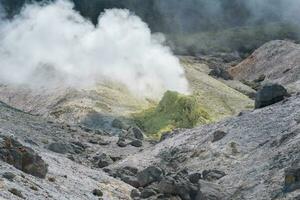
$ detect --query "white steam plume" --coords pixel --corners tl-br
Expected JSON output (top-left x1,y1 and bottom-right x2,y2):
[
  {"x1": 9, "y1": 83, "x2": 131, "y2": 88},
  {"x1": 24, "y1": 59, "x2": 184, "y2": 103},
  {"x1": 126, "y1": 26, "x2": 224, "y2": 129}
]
[{"x1": 0, "y1": 0, "x2": 189, "y2": 97}]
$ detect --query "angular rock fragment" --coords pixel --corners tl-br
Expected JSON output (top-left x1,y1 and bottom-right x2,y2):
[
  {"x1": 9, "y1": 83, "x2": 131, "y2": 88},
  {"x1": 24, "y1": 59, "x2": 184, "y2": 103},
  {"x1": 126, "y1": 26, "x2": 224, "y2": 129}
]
[
  {"x1": 130, "y1": 140, "x2": 143, "y2": 147},
  {"x1": 129, "y1": 127, "x2": 144, "y2": 140},
  {"x1": 0, "y1": 136, "x2": 48, "y2": 178},
  {"x1": 92, "y1": 189, "x2": 103, "y2": 197},
  {"x1": 202, "y1": 170, "x2": 226, "y2": 181},
  {"x1": 137, "y1": 166, "x2": 163, "y2": 187},
  {"x1": 130, "y1": 189, "x2": 141, "y2": 199},
  {"x1": 158, "y1": 170, "x2": 198, "y2": 200}
]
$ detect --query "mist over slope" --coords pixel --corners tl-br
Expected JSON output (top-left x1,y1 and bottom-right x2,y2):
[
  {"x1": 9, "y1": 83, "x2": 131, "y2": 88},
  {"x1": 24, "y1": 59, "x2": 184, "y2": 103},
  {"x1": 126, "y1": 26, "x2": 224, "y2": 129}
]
[{"x1": 0, "y1": 0, "x2": 188, "y2": 97}]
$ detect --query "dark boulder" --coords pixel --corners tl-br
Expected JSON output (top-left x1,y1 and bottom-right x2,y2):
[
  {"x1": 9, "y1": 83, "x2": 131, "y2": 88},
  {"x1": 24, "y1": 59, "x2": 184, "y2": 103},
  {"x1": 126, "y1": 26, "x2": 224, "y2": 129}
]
[
  {"x1": 130, "y1": 189, "x2": 141, "y2": 199},
  {"x1": 0, "y1": 136, "x2": 48, "y2": 178},
  {"x1": 94, "y1": 153, "x2": 114, "y2": 168},
  {"x1": 121, "y1": 175, "x2": 140, "y2": 188},
  {"x1": 255, "y1": 83, "x2": 289, "y2": 109},
  {"x1": 137, "y1": 166, "x2": 163, "y2": 187},
  {"x1": 9, "y1": 188, "x2": 24, "y2": 199},
  {"x1": 130, "y1": 140, "x2": 143, "y2": 147},
  {"x1": 188, "y1": 172, "x2": 202, "y2": 184},
  {"x1": 110, "y1": 166, "x2": 140, "y2": 188},
  {"x1": 128, "y1": 127, "x2": 145, "y2": 140},
  {"x1": 158, "y1": 170, "x2": 198, "y2": 200},
  {"x1": 92, "y1": 189, "x2": 103, "y2": 197},
  {"x1": 212, "y1": 131, "x2": 227, "y2": 143},
  {"x1": 117, "y1": 127, "x2": 144, "y2": 147}
]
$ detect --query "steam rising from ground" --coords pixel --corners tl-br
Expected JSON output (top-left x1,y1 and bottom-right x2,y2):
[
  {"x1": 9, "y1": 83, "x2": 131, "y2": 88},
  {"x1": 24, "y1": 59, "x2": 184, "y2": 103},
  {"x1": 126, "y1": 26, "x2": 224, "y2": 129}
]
[{"x1": 0, "y1": 0, "x2": 188, "y2": 97}]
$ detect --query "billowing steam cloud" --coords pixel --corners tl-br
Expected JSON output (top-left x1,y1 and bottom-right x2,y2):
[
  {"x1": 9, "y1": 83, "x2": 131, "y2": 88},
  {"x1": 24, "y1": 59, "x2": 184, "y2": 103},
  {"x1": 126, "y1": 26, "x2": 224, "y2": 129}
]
[{"x1": 0, "y1": 0, "x2": 189, "y2": 97}]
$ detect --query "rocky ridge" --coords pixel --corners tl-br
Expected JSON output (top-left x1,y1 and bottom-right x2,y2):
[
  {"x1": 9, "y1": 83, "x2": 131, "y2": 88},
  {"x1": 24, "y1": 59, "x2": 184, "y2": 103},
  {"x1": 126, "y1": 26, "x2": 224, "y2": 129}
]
[{"x1": 229, "y1": 40, "x2": 300, "y2": 93}]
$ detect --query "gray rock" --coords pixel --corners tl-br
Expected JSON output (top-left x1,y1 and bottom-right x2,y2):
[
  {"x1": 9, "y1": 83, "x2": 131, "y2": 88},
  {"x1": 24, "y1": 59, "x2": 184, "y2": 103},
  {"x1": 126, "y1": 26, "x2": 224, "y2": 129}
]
[
  {"x1": 0, "y1": 136, "x2": 48, "y2": 178},
  {"x1": 117, "y1": 138, "x2": 127, "y2": 147},
  {"x1": 140, "y1": 188, "x2": 157, "y2": 198},
  {"x1": 130, "y1": 140, "x2": 143, "y2": 147},
  {"x1": 70, "y1": 142, "x2": 86, "y2": 154},
  {"x1": 158, "y1": 171, "x2": 198, "y2": 200},
  {"x1": 202, "y1": 170, "x2": 226, "y2": 181},
  {"x1": 129, "y1": 127, "x2": 144, "y2": 140},
  {"x1": 121, "y1": 175, "x2": 140, "y2": 188},
  {"x1": 137, "y1": 166, "x2": 163, "y2": 187},
  {"x1": 2, "y1": 172, "x2": 16, "y2": 181},
  {"x1": 130, "y1": 189, "x2": 141, "y2": 199},
  {"x1": 8, "y1": 188, "x2": 24, "y2": 199},
  {"x1": 212, "y1": 130, "x2": 227, "y2": 142},
  {"x1": 255, "y1": 83, "x2": 289, "y2": 109},
  {"x1": 48, "y1": 142, "x2": 72, "y2": 154},
  {"x1": 112, "y1": 166, "x2": 140, "y2": 188},
  {"x1": 188, "y1": 172, "x2": 202, "y2": 184},
  {"x1": 95, "y1": 153, "x2": 114, "y2": 168}
]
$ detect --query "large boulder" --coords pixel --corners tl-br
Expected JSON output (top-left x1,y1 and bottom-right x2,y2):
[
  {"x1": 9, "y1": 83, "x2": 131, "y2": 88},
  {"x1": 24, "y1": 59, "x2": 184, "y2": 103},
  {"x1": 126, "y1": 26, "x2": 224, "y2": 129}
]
[
  {"x1": 109, "y1": 166, "x2": 140, "y2": 188},
  {"x1": 117, "y1": 127, "x2": 145, "y2": 148},
  {"x1": 255, "y1": 83, "x2": 289, "y2": 109},
  {"x1": 137, "y1": 166, "x2": 163, "y2": 187},
  {"x1": 127, "y1": 127, "x2": 145, "y2": 141},
  {"x1": 0, "y1": 136, "x2": 48, "y2": 178},
  {"x1": 158, "y1": 170, "x2": 199, "y2": 200}
]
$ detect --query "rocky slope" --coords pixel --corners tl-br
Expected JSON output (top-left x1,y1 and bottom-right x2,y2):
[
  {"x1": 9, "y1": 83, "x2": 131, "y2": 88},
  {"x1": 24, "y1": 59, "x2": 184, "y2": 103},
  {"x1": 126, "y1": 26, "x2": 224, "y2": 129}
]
[
  {"x1": 0, "y1": 100, "x2": 145, "y2": 199},
  {"x1": 109, "y1": 94, "x2": 300, "y2": 200},
  {"x1": 229, "y1": 40, "x2": 300, "y2": 93},
  {"x1": 0, "y1": 87, "x2": 299, "y2": 199}
]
